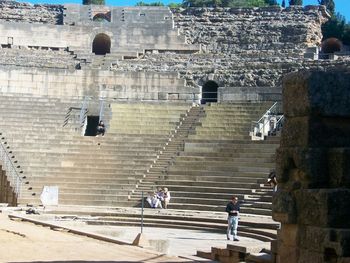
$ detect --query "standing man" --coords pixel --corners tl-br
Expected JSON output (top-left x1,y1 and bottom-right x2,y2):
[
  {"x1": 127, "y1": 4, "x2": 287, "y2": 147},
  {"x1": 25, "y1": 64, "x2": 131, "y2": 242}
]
[{"x1": 226, "y1": 196, "x2": 240, "y2": 241}]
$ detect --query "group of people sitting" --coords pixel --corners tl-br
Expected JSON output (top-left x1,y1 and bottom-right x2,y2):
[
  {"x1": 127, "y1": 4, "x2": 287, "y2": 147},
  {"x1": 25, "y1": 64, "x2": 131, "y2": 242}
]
[{"x1": 146, "y1": 187, "x2": 171, "y2": 209}]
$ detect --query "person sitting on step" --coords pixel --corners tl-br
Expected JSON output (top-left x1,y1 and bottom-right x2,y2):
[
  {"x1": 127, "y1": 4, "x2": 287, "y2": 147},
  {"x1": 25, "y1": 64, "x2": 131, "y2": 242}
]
[
  {"x1": 266, "y1": 170, "x2": 278, "y2": 192},
  {"x1": 96, "y1": 120, "x2": 105, "y2": 137},
  {"x1": 162, "y1": 187, "x2": 171, "y2": 209},
  {"x1": 146, "y1": 191, "x2": 162, "y2": 209}
]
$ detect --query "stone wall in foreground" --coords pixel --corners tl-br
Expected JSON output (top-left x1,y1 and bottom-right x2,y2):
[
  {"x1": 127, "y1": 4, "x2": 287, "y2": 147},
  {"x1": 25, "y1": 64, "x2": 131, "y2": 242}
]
[{"x1": 272, "y1": 68, "x2": 350, "y2": 263}]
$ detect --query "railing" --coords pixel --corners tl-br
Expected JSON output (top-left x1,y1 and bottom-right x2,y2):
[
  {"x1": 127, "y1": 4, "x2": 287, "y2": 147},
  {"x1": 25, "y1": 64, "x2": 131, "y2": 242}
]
[
  {"x1": 63, "y1": 107, "x2": 81, "y2": 127},
  {"x1": 0, "y1": 137, "x2": 22, "y2": 197},
  {"x1": 62, "y1": 97, "x2": 89, "y2": 135},
  {"x1": 250, "y1": 101, "x2": 284, "y2": 140},
  {"x1": 79, "y1": 96, "x2": 89, "y2": 128},
  {"x1": 99, "y1": 98, "x2": 105, "y2": 122}
]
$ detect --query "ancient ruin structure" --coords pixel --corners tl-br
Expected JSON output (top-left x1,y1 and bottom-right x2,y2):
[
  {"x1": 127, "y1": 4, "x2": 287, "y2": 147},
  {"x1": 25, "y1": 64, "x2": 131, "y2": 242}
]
[
  {"x1": 0, "y1": 1, "x2": 349, "y2": 262},
  {"x1": 273, "y1": 68, "x2": 350, "y2": 263},
  {"x1": 0, "y1": 2, "x2": 332, "y2": 101}
]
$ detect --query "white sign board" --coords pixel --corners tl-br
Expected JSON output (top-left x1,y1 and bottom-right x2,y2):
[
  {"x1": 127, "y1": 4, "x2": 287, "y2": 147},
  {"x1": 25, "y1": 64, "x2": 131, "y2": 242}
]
[{"x1": 40, "y1": 186, "x2": 59, "y2": 206}]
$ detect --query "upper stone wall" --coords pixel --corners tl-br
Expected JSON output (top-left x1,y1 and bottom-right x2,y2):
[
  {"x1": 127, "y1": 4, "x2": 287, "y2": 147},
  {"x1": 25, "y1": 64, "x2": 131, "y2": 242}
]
[
  {"x1": 173, "y1": 6, "x2": 328, "y2": 55},
  {"x1": 0, "y1": 1, "x2": 63, "y2": 24}
]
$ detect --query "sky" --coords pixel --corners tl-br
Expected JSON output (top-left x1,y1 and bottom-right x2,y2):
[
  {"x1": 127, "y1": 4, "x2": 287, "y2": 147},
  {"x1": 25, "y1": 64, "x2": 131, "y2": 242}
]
[{"x1": 18, "y1": 0, "x2": 350, "y2": 22}]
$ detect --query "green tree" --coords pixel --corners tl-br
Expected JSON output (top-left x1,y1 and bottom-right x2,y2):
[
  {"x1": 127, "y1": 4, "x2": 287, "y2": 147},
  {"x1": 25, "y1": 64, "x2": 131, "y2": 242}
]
[
  {"x1": 136, "y1": 1, "x2": 164, "y2": 6},
  {"x1": 322, "y1": 13, "x2": 346, "y2": 41},
  {"x1": 318, "y1": 0, "x2": 335, "y2": 16},
  {"x1": 83, "y1": 0, "x2": 105, "y2": 5},
  {"x1": 168, "y1": 2, "x2": 183, "y2": 8},
  {"x1": 281, "y1": 0, "x2": 286, "y2": 7},
  {"x1": 182, "y1": 0, "x2": 272, "y2": 7},
  {"x1": 289, "y1": 0, "x2": 302, "y2": 5},
  {"x1": 343, "y1": 25, "x2": 350, "y2": 45},
  {"x1": 264, "y1": 0, "x2": 278, "y2": 5}
]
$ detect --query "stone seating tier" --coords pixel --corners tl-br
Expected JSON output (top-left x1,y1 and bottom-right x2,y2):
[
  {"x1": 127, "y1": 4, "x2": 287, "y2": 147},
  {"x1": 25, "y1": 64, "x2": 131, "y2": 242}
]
[
  {"x1": 0, "y1": 48, "x2": 77, "y2": 69},
  {"x1": 0, "y1": 95, "x2": 191, "y2": 206},
  {"x1": 130, "y1": 102, "x2": 278, "y2": 219}
]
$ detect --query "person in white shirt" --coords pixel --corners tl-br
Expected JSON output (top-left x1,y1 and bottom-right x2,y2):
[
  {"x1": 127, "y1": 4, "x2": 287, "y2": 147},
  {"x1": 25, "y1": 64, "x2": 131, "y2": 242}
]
[{"x1": 162, "y1": 187, "x2": 171, "y2": 209}]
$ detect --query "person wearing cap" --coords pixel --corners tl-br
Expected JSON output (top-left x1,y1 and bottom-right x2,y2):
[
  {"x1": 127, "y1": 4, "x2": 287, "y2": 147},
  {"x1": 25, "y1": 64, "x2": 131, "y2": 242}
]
[{"x1": 225, "y1": 196, "x2": 240, "y2": 241}]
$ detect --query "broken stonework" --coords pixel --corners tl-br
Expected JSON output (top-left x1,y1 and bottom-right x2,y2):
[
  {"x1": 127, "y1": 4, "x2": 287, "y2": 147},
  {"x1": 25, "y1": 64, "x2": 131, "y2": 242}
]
[{"x1": 273, "y1": 69, "x2": 350, "y2": 263}]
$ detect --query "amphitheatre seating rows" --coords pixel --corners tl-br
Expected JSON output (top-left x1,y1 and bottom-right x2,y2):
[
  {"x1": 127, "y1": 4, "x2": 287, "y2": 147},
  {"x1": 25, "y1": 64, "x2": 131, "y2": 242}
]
[
  {"x1": 0, "y1": 94, "x2": 191, "y2": 206},
  {"x1": 109, "y1": 103, "x2": 191, "y2": 135},
  {"x1": 130, "y1": 102, "x2": 279, "y2": 218},
  {"x1": 0, "y1": 47, "x2": 77, "y2": 69}
]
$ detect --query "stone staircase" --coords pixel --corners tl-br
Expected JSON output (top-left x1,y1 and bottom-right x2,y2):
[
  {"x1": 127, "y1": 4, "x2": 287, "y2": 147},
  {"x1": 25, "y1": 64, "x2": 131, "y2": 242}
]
[
  {"x1": 130, "y1": 102, "x2": 279, "y2": 218},
  {"x1": 128, "y1": 105, "x2": 205, "y2": 197},
  {"x1": 0, "y1": 95, "x2": 192, "y2": 207},
  {"x1": 70, "y1": 48, "x2": 143, "y2": 70}
]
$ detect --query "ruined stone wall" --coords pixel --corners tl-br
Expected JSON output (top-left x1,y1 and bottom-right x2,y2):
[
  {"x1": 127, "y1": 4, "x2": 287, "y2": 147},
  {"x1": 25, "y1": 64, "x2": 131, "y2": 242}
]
[
  {"x1": 111, "y1": 6, "x2": 329, "y2": 101},
  {"x1": 273, "y1": 68, "x2": 350, "y2": 263},
  {"x1": 0, "y1": 1, "x2": 62, "y2": 24},
  {"x1": 0, "y1": 2, "x2": 333, "y2": 102},
  {"x1": 173, "y1": 6, "x2": 327, "y2": 55}
]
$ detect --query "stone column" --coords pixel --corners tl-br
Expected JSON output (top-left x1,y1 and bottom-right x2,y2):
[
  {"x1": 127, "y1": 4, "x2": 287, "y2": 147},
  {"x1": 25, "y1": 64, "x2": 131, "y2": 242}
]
[{"x1": 272, "y1": 69, "x2": 350, "y2": 263}]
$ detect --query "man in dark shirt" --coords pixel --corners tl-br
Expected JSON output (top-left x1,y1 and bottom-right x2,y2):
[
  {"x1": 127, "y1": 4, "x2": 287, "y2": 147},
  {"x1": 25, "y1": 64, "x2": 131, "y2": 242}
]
[{"x1": 225, "y1": 196, "x2": 240, "y2": 241}]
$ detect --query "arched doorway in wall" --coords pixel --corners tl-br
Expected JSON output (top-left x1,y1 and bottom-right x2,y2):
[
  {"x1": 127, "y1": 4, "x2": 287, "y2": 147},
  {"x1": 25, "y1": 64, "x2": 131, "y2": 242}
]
[
  {"x1": 92, "y1": 33, "x2": 111, "y2": 55},
  {"x1": 201, "y1": 80, "x2": 218, "y2": 104}
]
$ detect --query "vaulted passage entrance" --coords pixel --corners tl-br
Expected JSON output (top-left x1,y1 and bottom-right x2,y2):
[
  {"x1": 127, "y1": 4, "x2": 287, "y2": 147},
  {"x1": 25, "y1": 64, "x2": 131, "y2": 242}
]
[
  {"x1": 84, "y1": 116, "x2": 99, "y2": 136},
  {"x1": 201, "y1": 81, "x2": 218, "y2": 104},
  {"x1": 92, "y1": 33, "x2": 111, "y2": 55}
]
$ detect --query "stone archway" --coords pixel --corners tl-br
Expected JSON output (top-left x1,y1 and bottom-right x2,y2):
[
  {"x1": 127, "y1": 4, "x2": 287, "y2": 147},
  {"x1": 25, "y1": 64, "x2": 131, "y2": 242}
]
[
  {"x1": 92, "y1": 33, "x2": 111, "y2": 55},
  {"x1": 321, "y1": 37, "x2": 343, "y2": 54},
  {"x1": 201, "y1": 80, "x2": 218, "y2": 104},
  {"x1": 93, "y1": 13, "x2": 110, "y2": 23}
]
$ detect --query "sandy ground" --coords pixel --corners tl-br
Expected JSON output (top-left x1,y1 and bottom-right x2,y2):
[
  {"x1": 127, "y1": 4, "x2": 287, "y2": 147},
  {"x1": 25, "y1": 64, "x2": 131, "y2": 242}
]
[{"x1": 0, "y1": 213, "x2": 203, "y2": 263}]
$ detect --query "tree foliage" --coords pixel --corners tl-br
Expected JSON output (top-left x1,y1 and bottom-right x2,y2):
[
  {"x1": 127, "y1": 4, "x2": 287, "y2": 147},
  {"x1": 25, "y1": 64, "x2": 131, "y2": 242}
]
[
  {"x1": 318, "y1": 0, "x2": 335, "y2": 16},
  {"x1": 136, "y1": 1, "x2": 164, "y2": 6},
  {"x1": 168, "y1": 2, "x2": 183, "y2": 8},
  {"x1": 182, "y1": 0, "x2": 277, "y2": 8},
  {"x1": 288, "y1": 0, "x2": 302, "y2": 5},
  {"x1": 322, "y1": 13, "x2": 350, "y2": 45},
  {"x1": 83, "y1": 0, "x2": 105, "y2": 5}
]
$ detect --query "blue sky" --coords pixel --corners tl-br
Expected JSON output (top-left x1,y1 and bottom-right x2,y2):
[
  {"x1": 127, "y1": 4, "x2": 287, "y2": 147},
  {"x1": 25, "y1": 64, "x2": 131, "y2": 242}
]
[{"x1": 18, "y1": 0, "x2": 350, "y2": 22}]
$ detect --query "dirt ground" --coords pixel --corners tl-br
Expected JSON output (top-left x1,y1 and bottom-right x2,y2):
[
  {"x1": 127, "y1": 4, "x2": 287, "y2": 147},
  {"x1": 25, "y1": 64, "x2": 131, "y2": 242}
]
[{"x1": 0, "y1": 212, "x2": 201, "y2": 263}]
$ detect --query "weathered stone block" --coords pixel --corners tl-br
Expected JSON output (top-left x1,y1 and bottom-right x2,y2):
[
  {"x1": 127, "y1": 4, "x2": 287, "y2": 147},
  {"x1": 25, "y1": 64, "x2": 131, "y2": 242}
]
[
  {"x1": 298, "y1": 249, "x2": 324, "y2": 263},
  {"x1": 276, "y1": 147, "x2": 328, "y2": 189},
  {"x1": 271, "y1": 239, "x2": 278, "y2": 253},
  {"x1": 157, "y1": 92, "x2": 167, "y2": 100},
  {"x1": 272, "y1": 190, "x2": 297, "y2": 224},
  {"x1": 294, "y1": 189, "x2": 350, "y2": 228},
  {"x1": 298, "y1": 226, "x2": 350, "y2": 257},
  {"x1": 328, "y1": 148, "x2": 350, "y2": 188},
  {"x1": 281, "y1": 117, "x2": 350, "y2": 148},
  {"x1": 283, "y1": 70, "x2": 350, "y2": 118},
  {"x1": 278, "y1": 244, "x2": 299, "y2": 263},
  {"x1": 278, "y1": 224, "x2": 299, "y2": 247}
]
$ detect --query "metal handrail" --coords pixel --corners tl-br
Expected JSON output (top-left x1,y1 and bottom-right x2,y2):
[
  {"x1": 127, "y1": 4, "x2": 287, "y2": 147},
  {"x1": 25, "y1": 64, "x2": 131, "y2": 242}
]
[
  {"x1": 250, "y1": 101, "x2": 284, "y2": 140},
  {"x1": 255, "y1": 102, "x2": 278, "y2": 124},
  {"x1": 0, "y1": 139, "x2": 22, "y2": 197},
  {"x1": 80, "y1": 96, "x2": 89, "y2": 128},
  {"x1": 63, "y1": 106, "x2": 81, "y2": 127}
]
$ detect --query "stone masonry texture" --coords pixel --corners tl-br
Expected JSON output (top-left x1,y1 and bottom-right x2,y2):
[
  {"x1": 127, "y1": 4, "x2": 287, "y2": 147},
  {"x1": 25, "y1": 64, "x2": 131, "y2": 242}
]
[{"x1": 273, "y1": 69, "x2": 350, "y2": 263}]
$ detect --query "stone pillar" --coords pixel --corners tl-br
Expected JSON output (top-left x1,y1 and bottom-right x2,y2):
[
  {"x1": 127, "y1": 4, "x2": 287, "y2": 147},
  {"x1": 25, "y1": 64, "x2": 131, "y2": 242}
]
[{"x1": 272, "y1": 69, "x2": 350, "y2": 263}]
